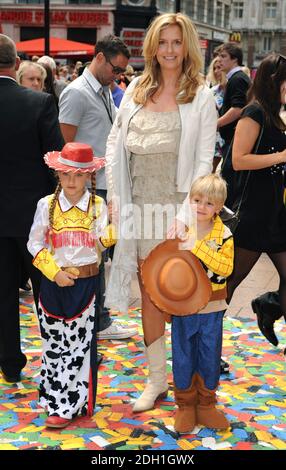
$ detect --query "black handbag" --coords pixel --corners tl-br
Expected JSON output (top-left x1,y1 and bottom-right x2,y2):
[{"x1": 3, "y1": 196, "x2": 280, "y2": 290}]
[
  {"x1": 219, "y1": 205, "x2": 238, "y2": 233},
  {"x1": 220, "y1": 122, "x2": 264, "y2": 233}
]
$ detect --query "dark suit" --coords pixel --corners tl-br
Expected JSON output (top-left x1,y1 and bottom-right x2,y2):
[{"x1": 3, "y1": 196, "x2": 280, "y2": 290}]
[{"x1": 0, "y1": 77, "x2": 64, "y2": 377}]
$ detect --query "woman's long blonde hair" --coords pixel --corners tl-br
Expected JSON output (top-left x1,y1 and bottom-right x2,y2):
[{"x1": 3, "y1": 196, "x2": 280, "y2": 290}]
[
  {"x1": 133, "y1": 13, "x2": 204, "y2": 105},
  {"x1": 206, "y1": 57, "x2": 227, "y2": 88}
]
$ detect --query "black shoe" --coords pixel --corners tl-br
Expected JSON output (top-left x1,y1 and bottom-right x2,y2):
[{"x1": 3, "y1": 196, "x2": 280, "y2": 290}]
[
  {"x1": 0, "y1": 367, "x2": 21, "y2": 383},
  {"x1": 220, "y1": 358, "x2": 230, "y2": 374},
  {"x1": 97, "y1": 353, "x2": 103, "y2": 366},
  {"x1": 251, "y1": 299, "x2": 279, "y2": 346}
]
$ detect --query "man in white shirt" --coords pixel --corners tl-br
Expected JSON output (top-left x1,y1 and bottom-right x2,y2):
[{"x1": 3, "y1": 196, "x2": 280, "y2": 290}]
[{"x1": 59, "y1": 35, "x2": 137, "y2": 341}]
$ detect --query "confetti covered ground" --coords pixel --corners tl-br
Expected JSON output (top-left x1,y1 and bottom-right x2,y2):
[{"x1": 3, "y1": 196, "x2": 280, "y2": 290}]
[{"x1": 0, "y1": 295, "x2": 285, "y2": 451}]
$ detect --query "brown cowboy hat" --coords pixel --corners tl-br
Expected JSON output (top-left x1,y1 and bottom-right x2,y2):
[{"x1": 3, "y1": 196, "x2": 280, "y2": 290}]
[{"x1": 141, "y1": 238, "x2": 212, "y2": 315}]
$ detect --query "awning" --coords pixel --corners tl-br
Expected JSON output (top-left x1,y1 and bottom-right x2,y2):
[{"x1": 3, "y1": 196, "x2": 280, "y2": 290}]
[{"x1": 15, "y1": 37, "x2": 94, "y2": 57}]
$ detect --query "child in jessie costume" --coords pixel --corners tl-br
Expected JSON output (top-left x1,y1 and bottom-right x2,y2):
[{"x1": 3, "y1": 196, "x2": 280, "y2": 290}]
[
  {"x1": 27, "y1": 142, "x2": 115, "y2": 429},
  {"x1": 142, "y1": 174, "x2": 234, "y2": 433}
]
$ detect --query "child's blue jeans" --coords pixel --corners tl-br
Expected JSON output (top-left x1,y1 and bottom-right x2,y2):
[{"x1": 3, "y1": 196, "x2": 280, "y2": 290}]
[{"x1": 171, "y1": 311, "x2": 224, "y2": 390}]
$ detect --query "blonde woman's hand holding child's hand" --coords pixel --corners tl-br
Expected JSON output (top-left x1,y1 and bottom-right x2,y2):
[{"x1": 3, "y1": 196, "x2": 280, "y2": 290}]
[
  {"x1": 167, "y1": 218, "x2": 188, "y2": 240},
  {"x1": 54, "y1": 270, "x2": 78, "y2": 287}
]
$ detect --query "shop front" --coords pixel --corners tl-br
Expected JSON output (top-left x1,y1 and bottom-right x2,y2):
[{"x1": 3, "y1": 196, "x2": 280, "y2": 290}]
[{"x1": 0, "y1": 7, "x2": 114, "y2": 45}]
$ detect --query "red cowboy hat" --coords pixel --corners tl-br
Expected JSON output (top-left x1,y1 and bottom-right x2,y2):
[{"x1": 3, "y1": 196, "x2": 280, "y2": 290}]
[
  {"x1": 44, "y1": 142, "x2": 105, "y2": 173},
  {"x1": 141, "y1": 238, "x2": 212, "y2": 315}
]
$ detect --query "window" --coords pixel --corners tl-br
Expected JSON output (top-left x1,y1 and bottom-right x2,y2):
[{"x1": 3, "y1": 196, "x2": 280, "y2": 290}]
[
  {"x1": 17, "y1": 1, "x2": 44, "y2": 4},
  {"x1": 216, "y1": 1, "x2": 222, "y2": 27},
  {"x1": 157, "y1": 0, "x2": 174, "y2": 10},
  {"x1": 157, "y1": 0, "x2": 168, "y2": 10},
  {"x1": 67, "y1": 28, "x2": 97, "y2": 45},
  {"x1": 224, "y1": 4, "x2": 230, "y2": 28},
  {"x1": 20, "y1": 27, "x2": 44, "y2": 41},
  {"x1": 197, "y1": 0, "x2": 205, "y2": 23},
  {"x1": 18, "y1": 0, "x2": 101, "y2": 3},
  {"x1": 207, "y1": 0, "x2": 214, "y2": 24},
  {"x1": 67, "y1": 0, "x2": 101, "y2": 4},
  {"x1": 265, "y1": 2, "x2": 277, "y2": 18},
  {"x1": 184, "y1": 0, "x2": 195, "y2": 18},
  {"x1": 233, "y1": 2, "x2": 244, "y2": 19},
  {"x1": 263, "y1": 35, "x2": 272, "y2": 51}
]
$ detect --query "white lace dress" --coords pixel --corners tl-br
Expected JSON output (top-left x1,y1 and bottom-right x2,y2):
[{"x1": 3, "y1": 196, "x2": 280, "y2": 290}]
[{"x1": 126, "y1": 108, "x2": 187, "y2": 259}]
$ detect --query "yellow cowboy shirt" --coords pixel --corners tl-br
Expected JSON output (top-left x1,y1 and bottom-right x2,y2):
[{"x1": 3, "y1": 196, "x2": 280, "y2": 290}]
[
  {"x1": 190, "y1": 215, "x2": 234, "y2": 313},
  {"x1": 27, "y1": 190, "x2": 116, "y2": 281}
]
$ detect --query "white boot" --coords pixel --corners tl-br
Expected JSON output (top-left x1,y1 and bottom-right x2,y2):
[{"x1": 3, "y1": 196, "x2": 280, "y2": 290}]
[{"x1": 133, "y1": 336, "x2": 168, "y2": 412}]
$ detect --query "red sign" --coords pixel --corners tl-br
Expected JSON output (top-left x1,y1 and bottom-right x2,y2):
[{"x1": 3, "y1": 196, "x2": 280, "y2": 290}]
[
  {"x1": 121, "y1": 28, "x2": 145, "y2": 66},
  {"x1": 200, "y1": 39, "x2": 208, "y2": 49},
  {"x1": 0, "y1": 10, "x2": 109, "y2": 26},
  {"x1": 0, "y1": 11, "x2": 33, "y2": 24}
]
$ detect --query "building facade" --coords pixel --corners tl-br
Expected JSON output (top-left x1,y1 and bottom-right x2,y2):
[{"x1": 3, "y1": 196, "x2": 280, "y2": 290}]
[
  {"x1": 0, "y1": 1, "x2": 115, "y2": 46},
  {"x1": 231, "y1": 0, "x2": 286, "y2": 68},
  {"x1": 0, "y1": 0, "x2": 232, "y2": 69},
  {"x1": 114, "y1": 1, "x2": 157, "y2": 68}
]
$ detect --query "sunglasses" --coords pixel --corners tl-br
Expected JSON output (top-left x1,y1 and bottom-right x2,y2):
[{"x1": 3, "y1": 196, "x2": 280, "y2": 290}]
[
  {"x1": 104, "y1": 55, "x2": 126, "y2": 75},
  {"x1": 275, "y1": 54, "x2": 286, "y2": 71}
]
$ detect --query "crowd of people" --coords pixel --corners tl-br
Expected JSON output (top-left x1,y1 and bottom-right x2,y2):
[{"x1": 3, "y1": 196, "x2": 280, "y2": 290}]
[{"x1": 0, "y1": 10, "x2": 285, "y2": 433}]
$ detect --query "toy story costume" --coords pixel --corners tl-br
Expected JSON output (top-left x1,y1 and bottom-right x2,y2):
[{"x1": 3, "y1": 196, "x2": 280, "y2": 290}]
[
  {"x1": 142, "y1": 216, "x2": 234, "y2": 433},
  {"x1": 28, "y1": 143, "x2": 115, "y2": 428}
]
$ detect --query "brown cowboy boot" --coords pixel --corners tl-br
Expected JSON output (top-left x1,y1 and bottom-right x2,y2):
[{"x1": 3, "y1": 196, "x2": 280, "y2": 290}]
[
  {"x1": 196, "y1": 374, "x2": 229, "y2": 429},
  {"x1": 174, "y1": 374, "x2": 197, "y2": 433}
]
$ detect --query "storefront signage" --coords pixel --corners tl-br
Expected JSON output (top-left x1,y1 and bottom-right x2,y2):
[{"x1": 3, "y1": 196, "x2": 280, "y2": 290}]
[
  {"x1": 121, "y1": 28, "x2": 145, "y2": 66},
  {"x1": 213, "y1": 31, "x2": 228, "y2": 42},
  {"x1": 200, "y1": 39, "x2": 208, "y2": 49},
  {"x1": 0, "y1": 10, "x2": 109, "y2": 26},
  {"x1": 229, "y1": 31, "x2": 241, "y2": 43}
]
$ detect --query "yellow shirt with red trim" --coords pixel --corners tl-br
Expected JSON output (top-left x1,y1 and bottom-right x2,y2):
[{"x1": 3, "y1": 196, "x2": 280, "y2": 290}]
[{"x1": 28, "y1": 190, "x2": 116, "y2": 282}]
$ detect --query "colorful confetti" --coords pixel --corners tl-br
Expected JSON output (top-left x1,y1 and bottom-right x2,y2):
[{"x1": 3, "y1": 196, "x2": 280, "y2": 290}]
[{"x1": 0, "y1": 295, "x2": 285, "y2": 450}]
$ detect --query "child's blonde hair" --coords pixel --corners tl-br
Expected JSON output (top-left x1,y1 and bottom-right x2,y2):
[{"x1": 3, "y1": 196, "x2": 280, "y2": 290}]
[{"x1": 190, "y1": 174, "x2": 227, "y2": 206}]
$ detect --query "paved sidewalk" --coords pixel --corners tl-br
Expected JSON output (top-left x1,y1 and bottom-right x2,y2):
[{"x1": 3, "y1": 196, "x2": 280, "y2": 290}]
[
  {"x1": 126, "y1": 253, "x2": 279, "y2": 319},
  {"x1": 227, "y1": 253, "x2": 279, "y2": 319},
  {"x1": 1, "y1": 298, "x2": 285, "y2": 451},
  {"x1": 0, "y1": 256, "x2": 283, "y2": 452}
]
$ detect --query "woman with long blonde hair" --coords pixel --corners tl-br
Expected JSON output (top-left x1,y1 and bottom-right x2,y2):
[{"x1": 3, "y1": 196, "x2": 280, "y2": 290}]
[
  {"x1": 105, "y1": 13, "x2": 217, "y2": 412},
  {"x1": 207, "y1": 57, "x2": 227, "y2": 171}
]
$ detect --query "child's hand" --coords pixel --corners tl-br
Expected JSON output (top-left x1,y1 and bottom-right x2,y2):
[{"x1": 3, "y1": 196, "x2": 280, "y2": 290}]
[
  {"x1": 54, "y1": 270, "x2": 78, "y2": 287},
  {"x1": 167, "y1": 218, "x2": 188, "y2": 240},
  {"x1": 179, "y1": 233, "x2": 197, "y2": 251}
]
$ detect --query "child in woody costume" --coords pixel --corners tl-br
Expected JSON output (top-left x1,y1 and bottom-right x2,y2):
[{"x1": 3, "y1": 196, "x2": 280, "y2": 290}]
[
  {"x1": 142, "y1": 174, "x2": 234, "y2": 433},
  {"x1": 27, "y1": 142, "x2": 115, "y2": 429}
]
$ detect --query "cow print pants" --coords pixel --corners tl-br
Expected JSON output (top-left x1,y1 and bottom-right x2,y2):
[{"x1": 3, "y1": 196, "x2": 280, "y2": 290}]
[{"x1": 37, "y1": 276, "x2": 97, "y2": 419}]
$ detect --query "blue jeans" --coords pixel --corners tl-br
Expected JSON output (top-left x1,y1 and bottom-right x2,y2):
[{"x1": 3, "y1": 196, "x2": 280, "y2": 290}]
[
  {"x1": 96, "y1": 189, "x2": 112, "y2": 332},
  {"x1": 171, "y1": 311, "x2": 224, "y2": 390}
]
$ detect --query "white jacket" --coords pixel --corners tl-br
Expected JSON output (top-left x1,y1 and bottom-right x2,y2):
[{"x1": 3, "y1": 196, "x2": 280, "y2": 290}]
[{"x1": 105, "y1": 78, "x2": 217, "y2": 312}]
